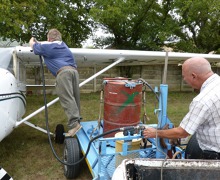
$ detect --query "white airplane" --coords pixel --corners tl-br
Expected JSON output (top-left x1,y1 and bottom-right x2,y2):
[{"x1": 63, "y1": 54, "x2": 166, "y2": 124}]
[
  {"x1": 2, "y1": 46, "x2": 220, "y2": 179},
  {"x1": 1, "y1": 46, "x2": 220, "y2": 143}
]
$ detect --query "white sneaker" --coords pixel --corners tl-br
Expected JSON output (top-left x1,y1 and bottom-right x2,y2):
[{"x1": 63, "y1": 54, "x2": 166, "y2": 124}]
[{"x1": 65, "y1": 123, "x2": 82, "y2": 137}]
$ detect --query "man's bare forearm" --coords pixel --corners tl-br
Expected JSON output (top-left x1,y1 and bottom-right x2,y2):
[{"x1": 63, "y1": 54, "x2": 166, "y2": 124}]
[{"x1": 143, "y1": 126, "x2": 189, "y2": 139}]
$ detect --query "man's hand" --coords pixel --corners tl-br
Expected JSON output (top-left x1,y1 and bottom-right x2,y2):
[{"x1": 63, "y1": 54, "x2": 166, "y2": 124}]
[
  {"x1": 29, "y1": 37, "x2": 36, "y2": 49},
  {"x1": 143, "y1": 127, "x2": 157, "y2": 138}
]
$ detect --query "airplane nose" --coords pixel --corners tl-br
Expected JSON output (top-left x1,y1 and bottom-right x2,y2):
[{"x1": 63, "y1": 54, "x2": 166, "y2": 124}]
[
  {"x1": 0, "y1": 68, "x2": 26, "y2": 142},
  {"x1": 0, "y1": 68, "x2": 16, "y2": 93}
]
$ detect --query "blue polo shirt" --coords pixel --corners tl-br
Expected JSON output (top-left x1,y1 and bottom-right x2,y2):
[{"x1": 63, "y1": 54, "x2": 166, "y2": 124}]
[{"x1": 33, "y1": 41, "x2": 77, "y2": 76}]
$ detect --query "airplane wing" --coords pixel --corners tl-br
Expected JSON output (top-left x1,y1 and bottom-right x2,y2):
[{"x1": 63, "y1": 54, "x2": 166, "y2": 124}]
[
  {"x1": 14, "y1": 46, "x2": 220, "y2": 127},
  {"x1": 2, "y1": 46, "x2": 220, "y2": 137},
  {"x1": 15, "y1": 46, "x2": 220, "y2": 67}
]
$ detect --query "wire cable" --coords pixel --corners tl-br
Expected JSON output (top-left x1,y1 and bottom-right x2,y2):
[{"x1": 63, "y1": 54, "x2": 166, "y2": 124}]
[{"x1": 39, "y1": 55, "x2": 138, "y2": 166}]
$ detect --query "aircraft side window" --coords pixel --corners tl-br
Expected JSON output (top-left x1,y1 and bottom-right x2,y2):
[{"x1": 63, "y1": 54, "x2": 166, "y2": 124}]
[
  {"x1": 0, "y1": 48, "x2": 14, "y2": 72},
  {"x1": 19, "y1": 60, "x2": 26, "y2": 83},
  {"x1": 7, "y1": 58, "x2": 15, "y2": 75}
]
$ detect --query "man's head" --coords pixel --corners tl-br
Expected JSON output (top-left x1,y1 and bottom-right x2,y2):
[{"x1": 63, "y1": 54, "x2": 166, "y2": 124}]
[
  {"x1": 47, "y1": 29, "x2": 62, "y2": 42},
  {"x1": 182, "y1": 57, "x2": 213, "y2": 90}
]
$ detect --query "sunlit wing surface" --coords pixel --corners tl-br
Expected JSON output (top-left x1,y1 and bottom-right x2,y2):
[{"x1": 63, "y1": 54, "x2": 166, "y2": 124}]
[
  {"x1": 1, "y1": 46, "x2": 220, "y2": 141},
  {"x1": 1, "y1": 45, "x2": 220, "y2": 132},
  {"x1": 15, "y1": 46, "x2": 220, "y2": 67}
]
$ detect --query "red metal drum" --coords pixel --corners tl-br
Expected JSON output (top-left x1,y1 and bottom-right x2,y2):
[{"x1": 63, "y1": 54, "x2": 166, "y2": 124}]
[{"x1": 103, "y1": 78, "x2": 143, "y2": 137}]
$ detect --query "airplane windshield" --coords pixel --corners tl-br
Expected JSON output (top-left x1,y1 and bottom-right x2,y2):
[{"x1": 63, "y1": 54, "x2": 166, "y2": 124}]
[{"x1": 0, "y1": 48, "x2": 14, "y2": 73}]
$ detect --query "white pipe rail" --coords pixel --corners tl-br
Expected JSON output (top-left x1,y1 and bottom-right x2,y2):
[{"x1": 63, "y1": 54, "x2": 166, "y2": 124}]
[{"x1": 16, "y1": 57, "x2": 125, "y2": 127}]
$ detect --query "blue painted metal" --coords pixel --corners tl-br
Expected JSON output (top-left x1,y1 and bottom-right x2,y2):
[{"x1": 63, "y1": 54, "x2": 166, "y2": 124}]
[
  {"x1": 76, "y1": 121, "x2": 151, "y2": 180},
  {"x1": 154, "y1": 84, "x2": 173, "y2": 158},
  {"x1": 75, "y1": 83, "x2": 183, "y2": 179},
  {"x1": 76, "y1": 121, "x2": 100, "y2": 178}
]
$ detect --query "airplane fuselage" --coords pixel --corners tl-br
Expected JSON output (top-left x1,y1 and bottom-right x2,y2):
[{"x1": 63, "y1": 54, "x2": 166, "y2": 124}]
[{"x1": 0, "y1": 68, "x2": 26, "y2": 142}]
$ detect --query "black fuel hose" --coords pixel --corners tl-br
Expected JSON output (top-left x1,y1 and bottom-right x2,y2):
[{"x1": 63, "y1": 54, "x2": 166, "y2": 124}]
[
  {"x1": 138, "y1": 78, "x2": 159, "y2": 101},
  {"x1": 39, "y1": 55, "x2": 141, "y2": 166}
]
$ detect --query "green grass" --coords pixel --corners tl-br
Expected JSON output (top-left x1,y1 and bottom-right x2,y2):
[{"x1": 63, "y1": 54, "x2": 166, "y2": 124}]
[{"x1": 0, "y1": 91, "x2": 196, "y2": 180}]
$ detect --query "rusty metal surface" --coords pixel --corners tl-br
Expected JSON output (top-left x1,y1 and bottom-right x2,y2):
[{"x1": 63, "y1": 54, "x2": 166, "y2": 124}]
[{"x1": 120, "y1": 158, "x2": 220, "y2": 180}]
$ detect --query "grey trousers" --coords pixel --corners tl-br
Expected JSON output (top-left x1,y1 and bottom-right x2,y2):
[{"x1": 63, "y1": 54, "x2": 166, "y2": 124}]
[{"x1": 55, "y1": 68, "x2": 80, "y2": 129}]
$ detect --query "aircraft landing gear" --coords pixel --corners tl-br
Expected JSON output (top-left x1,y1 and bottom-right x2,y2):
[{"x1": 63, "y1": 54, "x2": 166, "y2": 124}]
[
  {"x1": 64, "y1": 137, "x2": 81, "y2": 179},
  {"x1": 55, "y1": 124, "x2": 82, "y2": 179},
  {"x1": 55, "y1": 124, "x2": 65, "y2": 144}
]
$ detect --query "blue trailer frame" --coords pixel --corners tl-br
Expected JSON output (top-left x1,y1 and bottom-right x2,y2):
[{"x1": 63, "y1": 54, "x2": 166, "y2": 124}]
[{"x1": 76, "y1": 83, "x2": 186, "y2": 179}]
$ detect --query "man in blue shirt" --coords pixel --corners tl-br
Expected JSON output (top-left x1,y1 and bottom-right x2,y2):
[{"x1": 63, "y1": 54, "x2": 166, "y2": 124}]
[{"x1": 29, "y1": 28, "x2": 82, "y2": 137}]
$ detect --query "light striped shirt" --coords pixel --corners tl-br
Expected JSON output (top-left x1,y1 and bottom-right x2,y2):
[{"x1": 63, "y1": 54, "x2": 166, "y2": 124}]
[{"x1": 180, "y1": 74, "x2": 220, "y2": 152}]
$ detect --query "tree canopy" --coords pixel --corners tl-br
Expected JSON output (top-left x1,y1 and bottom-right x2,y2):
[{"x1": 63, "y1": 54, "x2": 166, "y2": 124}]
[
  {"x1": 0, "y1": 0, "x2": 220, "y2": 53},
  {"x1": 171, "y1": 0, "x2": 220, "y2": 53},
  {"x1": 90, "y1": 0, "x2": 220, "y2": 53},
  {"x1": 0, "y1": 0, "x2": 93, "y2": 47},
  {"x1": 90, "y1": 0, "x2": 176, "y2": 50}
]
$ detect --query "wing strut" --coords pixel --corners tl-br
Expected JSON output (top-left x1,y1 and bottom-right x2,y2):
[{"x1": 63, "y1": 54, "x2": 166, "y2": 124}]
[
  {"x1": 24, "y1": 121, "x2": 54, "y2": 135},
  {"x1": 16, "y1": 57, "x2": 125, "y2": 127}
]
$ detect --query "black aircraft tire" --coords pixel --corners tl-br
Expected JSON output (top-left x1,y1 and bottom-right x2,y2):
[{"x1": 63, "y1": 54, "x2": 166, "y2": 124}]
[
  {"x1": 185, "y1": 133, "x2": 203, "y2": 159},
  {"x1": 55, "y1": 124, "x2": 65, "y2": 144},
  {"x1": 64, "y1": 138, "x2": 81, "y2": 179}
]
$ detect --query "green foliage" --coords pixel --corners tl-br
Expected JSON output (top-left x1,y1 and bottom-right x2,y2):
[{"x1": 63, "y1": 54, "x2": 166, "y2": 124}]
[
  {"x1": 0, "y1": 0, "x2": 93, "y2": 47},
  {"x1": 1, "y1": 0, "x2": 220, "y2": 52},
  {"x1": 90, "y1": 0, "x2": 175, "y2": 50},
  {"x1": 170, "y1": 0, "x2": 220, "y2": 53},
  {"x1": 89, "y1": 0, "x2": 220, "y2": 52}
]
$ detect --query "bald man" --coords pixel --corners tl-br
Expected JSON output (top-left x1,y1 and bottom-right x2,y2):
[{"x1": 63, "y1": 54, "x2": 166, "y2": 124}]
[{"x1": 143, "y1": 57, "x2": 220, "y2": 159}]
